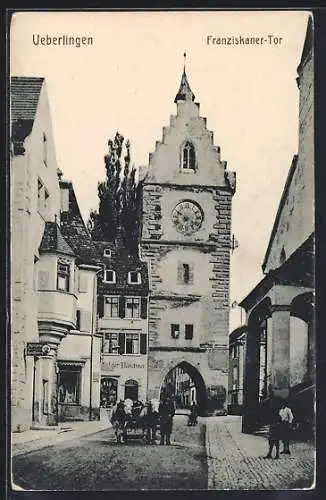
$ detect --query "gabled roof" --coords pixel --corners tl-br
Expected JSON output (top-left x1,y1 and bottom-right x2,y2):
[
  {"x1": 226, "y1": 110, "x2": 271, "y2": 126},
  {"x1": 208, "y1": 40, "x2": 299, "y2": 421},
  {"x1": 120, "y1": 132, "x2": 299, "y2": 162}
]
[
  {"x1": 11, "y1": 76, "x2": 44, "y2": 121},
  {"x1": 59, "y1": 180, "x2": 102, "y2": 266},
  {"x1": 297, "y1": 15, "x2": 313, "y2": 74},
  {"x1": 262, "y1": 155, "x2": 298, "y2": 273},
  {"x1": 10, "y1": 77, "x2": 45, "y2": 154},
  {"x1": 39, "y1": 221, "x2": 75, "y2": 257},
  {"x1": 174, "y1": 68, "x2": 195, "y2": 103}
]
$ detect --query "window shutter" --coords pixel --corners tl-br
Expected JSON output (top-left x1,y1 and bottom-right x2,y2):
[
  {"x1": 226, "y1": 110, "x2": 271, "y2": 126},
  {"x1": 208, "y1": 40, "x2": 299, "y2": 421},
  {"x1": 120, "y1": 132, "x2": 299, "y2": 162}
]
[
  {"x1": 76, "y1": 309, "x2": 81, "y2": 330},
  {"x1": 140, "y1": 297, "x2": 147, "y2": 319},
  {"x1": 78, "y1": 274, "x2": 88, "y2": 293},
  {"x1": 119, "y1": 296, "x2": 125, "y2": 318},
  {"x1": 119, "y1": 333, "x2": 125, "y2": 354},
  {"x1": 97, "y1": 295, "x2": 104, "y2": 318},
  {"x1": 38, "y1": 270, "x2": 50, "y2": 290},
  {"x1": 140, "y1": 334, "x2": 147, "y2": 354},
  {"x1": 177, "y1": 262, "x2": 183, "y2": 284},
  {"x1": 189, "y1": 263, "x2": 194, "y2": 284},
  {"x1": 80, "y1": 310, "x2": 92, "y2": 332}
]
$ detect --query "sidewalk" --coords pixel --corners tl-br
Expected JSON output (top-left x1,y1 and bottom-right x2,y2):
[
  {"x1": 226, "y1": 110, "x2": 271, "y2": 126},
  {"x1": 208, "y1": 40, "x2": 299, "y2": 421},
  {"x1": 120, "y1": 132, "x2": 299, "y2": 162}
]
[
  {"x1": 206, "y1": 416, "x2": 315, "y2": 490},
  {"x1": 12, "y1": 418, "x2": 111, "y2": 457}
]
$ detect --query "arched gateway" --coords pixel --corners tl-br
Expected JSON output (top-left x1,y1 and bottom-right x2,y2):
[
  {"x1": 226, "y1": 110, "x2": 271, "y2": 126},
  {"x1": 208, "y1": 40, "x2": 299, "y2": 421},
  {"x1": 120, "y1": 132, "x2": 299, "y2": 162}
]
[{"x1": 140, "y1": 66, "x2": 235, "y2": 415}]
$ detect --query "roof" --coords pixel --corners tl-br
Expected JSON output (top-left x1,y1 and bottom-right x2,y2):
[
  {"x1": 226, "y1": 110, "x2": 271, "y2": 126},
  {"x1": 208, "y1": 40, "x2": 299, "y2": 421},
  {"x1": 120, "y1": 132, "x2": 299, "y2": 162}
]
[
  {"x1": 10, "y1": 77, "x2": 45, "y2": 155},
  {"x1": 240, "y1": 233, "x2": 314, "y2": 311},
  {"x1": 39, "y1": 221, "x2": 75, "y2": 257},
  {"x1": 94, "y1": 240, "x2": 149, "y2": 296},
  {"x1": 262, "y1": 155, "x2": 298, "y2": 272},
  {"x1": 297, "y1": 15, "x2": 313, "y2": 74},
  {"x1": 59, "y1": 181, "x2": 103, "y2": 266},
  {"x1": 11, "y1": 77, "x2": 44, "y2": 121},
  {"x1": 174, "y1": 68, "x2": 195, "y2": 104}
]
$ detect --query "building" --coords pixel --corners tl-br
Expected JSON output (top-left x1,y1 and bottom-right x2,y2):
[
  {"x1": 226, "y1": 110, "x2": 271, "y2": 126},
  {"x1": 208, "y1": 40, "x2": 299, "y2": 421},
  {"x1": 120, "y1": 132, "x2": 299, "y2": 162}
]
[
  {"x1": 140, "y1": 65, "x2": 236, "y2": 415},
  {"x1": 228, "y1": 326, "x2": 246, "y2": 415},
  {"x1": 95, "y1": 240, "x2": 149, "y2": 407},
  {"x1": 10, "y1": 77, "x2": 101, "y2": 430},
  {"x1": 240, "y1": 18, "x2": 314, "y2": 438}
]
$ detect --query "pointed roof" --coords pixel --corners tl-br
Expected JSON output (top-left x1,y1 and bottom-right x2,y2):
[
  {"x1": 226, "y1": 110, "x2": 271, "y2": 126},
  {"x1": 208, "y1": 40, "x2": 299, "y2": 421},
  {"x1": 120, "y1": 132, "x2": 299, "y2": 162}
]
[
  {"x1": 11, "y1": 76, "x2": 44, "y2": 121},
  {"x1": 174, "y1": 68, "x2": 195, "y2": 103},
  {"x1": 39, "y1": 221, "x2": 75, "y2": 257}
]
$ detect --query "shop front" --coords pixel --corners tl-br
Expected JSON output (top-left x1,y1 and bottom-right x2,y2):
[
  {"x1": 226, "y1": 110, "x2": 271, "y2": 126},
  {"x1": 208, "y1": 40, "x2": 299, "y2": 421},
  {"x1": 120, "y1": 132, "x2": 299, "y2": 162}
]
[{"x1": 100, "y1": 355, "x2": 148, "y2": 408}]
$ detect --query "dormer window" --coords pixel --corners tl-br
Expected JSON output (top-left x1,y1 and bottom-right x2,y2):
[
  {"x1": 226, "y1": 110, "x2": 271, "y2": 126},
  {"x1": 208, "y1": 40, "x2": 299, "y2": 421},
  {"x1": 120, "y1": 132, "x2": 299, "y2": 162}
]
[
  {"x1": 128, "y1": 271, "x2": 141, "y2": 284},
  {"x1": 182, "y1": 141, "x2": 196, "y2": 170},
  {"x1": 104, "y1": 269, "x2": 116, "y2": 283},
  {"x1": 104, "y1": 248, "x2": 111, "y2": 258}
]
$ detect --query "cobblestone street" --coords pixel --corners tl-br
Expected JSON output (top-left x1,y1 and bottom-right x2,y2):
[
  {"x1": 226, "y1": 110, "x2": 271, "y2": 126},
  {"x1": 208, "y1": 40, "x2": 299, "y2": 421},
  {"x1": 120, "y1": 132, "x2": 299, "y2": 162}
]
[{"x1": 206, "y1": 416, "x2": 315, "y2": 490}]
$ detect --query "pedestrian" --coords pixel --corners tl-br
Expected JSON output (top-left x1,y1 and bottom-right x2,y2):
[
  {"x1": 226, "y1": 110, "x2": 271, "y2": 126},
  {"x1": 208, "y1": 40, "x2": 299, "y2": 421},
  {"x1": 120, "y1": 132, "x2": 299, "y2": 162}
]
[
  {"x1": 279, "y1": 400, "x2": 294, "y2": 455},
  {"x1": 264, "y1": 411, "x2": 282, "y2": 459},
  {"x1": 159, "y1": 396, "x2": 175, "y2": 445},
  {"x1": 188, "y1": 401, "x2": 198, "y2": 426}
]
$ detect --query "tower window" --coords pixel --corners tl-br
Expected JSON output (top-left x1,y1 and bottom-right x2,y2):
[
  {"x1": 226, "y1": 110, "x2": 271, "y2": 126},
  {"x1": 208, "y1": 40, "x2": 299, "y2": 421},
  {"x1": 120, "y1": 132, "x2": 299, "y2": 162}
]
[
  {"x1": 177, "y1": 262, "x2": 194, "y2": 284},
  {"x1": 104, "y1": 248, "x2": 111, "y2": 258},
  {"x1": 182, "y1": 141, "x2": 196, "y2": 170},
  {"x1": 185, "y1": 324, "x2": 194, "y2": 340},
  {"x1": 57, "y1": 262, "x2": 70, "y2": 292},
  {"x1": 171, "y1": 324, "x2": 180, "y2": 339}
]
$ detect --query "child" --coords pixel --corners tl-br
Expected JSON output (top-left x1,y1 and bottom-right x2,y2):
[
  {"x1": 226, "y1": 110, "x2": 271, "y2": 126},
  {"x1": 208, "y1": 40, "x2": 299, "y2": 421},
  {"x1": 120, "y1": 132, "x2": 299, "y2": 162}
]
[{"x1": 264, "y1": 413, "x2": 282, "y2": 459}]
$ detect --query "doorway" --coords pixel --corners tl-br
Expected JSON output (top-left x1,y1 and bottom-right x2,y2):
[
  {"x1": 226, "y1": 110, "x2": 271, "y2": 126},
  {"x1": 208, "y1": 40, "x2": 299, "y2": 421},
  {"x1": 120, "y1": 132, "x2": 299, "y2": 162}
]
[{"x1": 124, "y1": 379, "x2": 139, "y2": 401}]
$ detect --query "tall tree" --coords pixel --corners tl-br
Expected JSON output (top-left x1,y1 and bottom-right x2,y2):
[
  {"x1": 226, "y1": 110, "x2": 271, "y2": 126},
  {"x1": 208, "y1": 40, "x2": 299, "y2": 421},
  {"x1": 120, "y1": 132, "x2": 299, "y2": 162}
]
[{"x1": 88, "y1": 132, "x2": 141, "y2": 254}]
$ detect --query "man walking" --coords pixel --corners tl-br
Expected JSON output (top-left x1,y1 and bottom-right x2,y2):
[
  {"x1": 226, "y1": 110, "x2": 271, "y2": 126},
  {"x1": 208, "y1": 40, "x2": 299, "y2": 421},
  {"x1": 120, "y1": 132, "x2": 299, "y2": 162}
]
[
  {"x1": 159, "y1": 396, "x2": 175, "y2": 445},
  {"x1": 279, "y1": 400, "x2": 294, "y2": 455}
]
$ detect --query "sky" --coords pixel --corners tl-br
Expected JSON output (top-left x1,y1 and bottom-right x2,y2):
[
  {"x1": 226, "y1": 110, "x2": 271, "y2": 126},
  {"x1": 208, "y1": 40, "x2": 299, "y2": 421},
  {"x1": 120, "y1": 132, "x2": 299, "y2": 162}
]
[{"x1": 10, "y1": 10, "x2": 311, "y2": 331}]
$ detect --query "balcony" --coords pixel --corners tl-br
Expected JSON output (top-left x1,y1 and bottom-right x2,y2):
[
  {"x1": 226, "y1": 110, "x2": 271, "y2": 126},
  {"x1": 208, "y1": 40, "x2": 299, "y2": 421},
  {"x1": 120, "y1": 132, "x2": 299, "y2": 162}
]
[{"x1": 38, "y1": 290, "x2": 77, "y2": 329}]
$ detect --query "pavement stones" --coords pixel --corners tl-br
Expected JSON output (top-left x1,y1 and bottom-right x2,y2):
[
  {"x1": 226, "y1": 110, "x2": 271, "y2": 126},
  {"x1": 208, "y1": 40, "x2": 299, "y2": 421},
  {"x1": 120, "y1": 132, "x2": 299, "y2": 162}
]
[
  {"x1": 12, "y1": 419, "x2": 111, "y2": 457},
  {"x1": 206, "y1": 415, "x2": 315, "y2": 490}
]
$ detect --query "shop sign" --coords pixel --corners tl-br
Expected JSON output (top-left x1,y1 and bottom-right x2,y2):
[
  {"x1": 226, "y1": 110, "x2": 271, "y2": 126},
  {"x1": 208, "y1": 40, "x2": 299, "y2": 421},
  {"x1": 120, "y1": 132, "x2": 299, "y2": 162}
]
[
  {"x1": 102, "y1": 359, "x2": 146, "y2": 372},
  {"x1": 26, "y1": 342, "x2": 51, "y2": 357}
]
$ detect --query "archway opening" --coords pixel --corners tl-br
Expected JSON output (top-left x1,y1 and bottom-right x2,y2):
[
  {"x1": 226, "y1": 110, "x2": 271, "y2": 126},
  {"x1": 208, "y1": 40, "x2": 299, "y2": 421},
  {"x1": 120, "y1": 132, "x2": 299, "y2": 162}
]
[{"x1": 160, "y1": 361, "x2": 207, "y2": 416}]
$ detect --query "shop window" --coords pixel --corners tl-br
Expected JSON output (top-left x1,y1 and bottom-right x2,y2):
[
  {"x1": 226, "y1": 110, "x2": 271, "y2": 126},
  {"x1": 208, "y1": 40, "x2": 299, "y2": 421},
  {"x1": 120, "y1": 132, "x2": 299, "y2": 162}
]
[
  {"x1": 185, "y1": 324, "x2": 194, "y2": 340},
  {"x1": 103, "y1": 269, "x2": 116, "y2": 283},
  {"x1": 128, "y1": 271, "x2": 141, "y2": 284},
  {"x1": 57, "y1": 262, "x2": 70, "y2": 292},
  {"x1": 125, "y1": 297, "x2": 140, "y2": 319},
  {"x1": 182, "y1": 141, "x2": 196, "y2": 170},
  {"x1": 171, "y1": 324, "x2": 180, "y2": 339},
  {"x1": 103, "y1": 333, "x2": 119, "y2": 354},
  {"x1": 101, "y1": 378, "x2": 118, "y2": 407},
  {"x1": 58, "y1": 368, "x2": 81, "y2": 405},
  {"x1": 125, "y1": 333, "x2": 140, "y2": 354}
]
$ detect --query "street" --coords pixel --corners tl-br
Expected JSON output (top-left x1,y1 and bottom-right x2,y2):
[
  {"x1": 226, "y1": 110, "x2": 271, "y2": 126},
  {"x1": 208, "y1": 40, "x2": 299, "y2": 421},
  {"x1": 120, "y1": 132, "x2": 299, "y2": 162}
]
[
  {"x1": 12, "y1": 414, "x2": 315, "y2": 491},
  {"x1": 13, "y1": 414, "x2": 207, "y2": 490}
]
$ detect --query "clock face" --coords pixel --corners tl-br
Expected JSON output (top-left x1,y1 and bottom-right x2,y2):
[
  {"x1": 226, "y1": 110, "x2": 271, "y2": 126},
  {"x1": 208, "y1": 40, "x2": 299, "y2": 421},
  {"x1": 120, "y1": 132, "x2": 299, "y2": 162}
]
[{"x1": 172, "y1": 200, "x2": 203, "y2": 235}]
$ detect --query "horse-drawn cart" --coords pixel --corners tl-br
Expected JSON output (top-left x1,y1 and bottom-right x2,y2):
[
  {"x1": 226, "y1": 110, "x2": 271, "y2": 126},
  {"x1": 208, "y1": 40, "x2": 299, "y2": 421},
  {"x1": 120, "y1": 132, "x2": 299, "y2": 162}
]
[{"x1": 110, "y1": 400, "x2": 160, "y2": 445}]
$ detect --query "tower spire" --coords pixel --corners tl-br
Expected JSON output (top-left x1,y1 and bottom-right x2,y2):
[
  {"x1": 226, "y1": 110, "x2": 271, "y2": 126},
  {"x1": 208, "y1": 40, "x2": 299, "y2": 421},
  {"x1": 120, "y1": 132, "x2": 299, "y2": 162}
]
[{"x1": 174, "y1": 52, "x2": 195, "y2": 104}]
